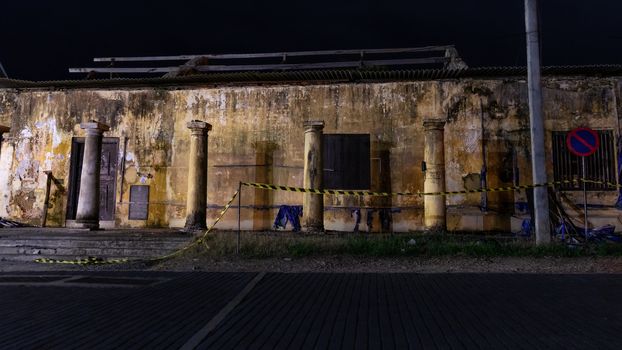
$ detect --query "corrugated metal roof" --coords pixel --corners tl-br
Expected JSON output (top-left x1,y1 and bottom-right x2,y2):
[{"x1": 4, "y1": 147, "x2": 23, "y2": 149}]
[{"x1": 1, "y1": 65, "x2": 621, "y2": 89}]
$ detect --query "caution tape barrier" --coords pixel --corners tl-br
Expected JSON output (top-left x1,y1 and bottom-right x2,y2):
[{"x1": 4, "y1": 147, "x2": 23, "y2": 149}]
[
  {"x1": 242, "y1": 179, "x2": 592, "y2": 197},
  {"x1": 34, "y1": 177, "x2": 621, "y2": 265},
  {"x1": 581, "y1": 179, "x2": 622, "y2": 188},
  {"x1": 34, "y1": 190, "x2": 240, "y2": 266},
  {"x1": 34, "y1": 257, "x2": 129, "y2": 265},
  {"x1": 152, "y1": 189, "x2": 239, "y2": 262}
]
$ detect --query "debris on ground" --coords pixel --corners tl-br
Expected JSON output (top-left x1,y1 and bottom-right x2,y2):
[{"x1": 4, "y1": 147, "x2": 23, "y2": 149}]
[{"x1": 0, "y1": 218, "x2": 32, "y2": 228}]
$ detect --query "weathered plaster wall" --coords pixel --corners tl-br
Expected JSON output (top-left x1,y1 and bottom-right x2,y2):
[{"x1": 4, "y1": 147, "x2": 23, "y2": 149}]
[{"x1": 0, "y1": 76, "x2": 620, "y2": 232}]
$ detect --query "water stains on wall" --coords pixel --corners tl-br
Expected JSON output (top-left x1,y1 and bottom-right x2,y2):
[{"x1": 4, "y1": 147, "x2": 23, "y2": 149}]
[{"x1": 0, "y1": 77, "x2": 619, "y2": 231}]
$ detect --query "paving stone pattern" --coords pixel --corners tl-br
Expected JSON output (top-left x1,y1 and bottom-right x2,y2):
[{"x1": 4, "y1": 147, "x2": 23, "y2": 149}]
[
  {"x1": 201, "y1": 273, "x2": 622, "y2": 350},
  {"x1": 0, "y1": 272, "x2": 254, "y2": 350},
  {"x1": 0, "y1": 272, "x2": 621, "y2": 349}
]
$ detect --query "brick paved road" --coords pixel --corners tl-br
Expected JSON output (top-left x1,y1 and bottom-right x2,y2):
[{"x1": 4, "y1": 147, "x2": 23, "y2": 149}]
[
  {"x1": 0, "y1": 272, "x2": 254, "y2": 349},
  {"x1": 1, "y1": 272, "x2": 621, "y2": 349}
]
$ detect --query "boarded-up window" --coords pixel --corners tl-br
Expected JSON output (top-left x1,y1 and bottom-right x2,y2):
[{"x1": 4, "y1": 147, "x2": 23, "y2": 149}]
[
  {"x1": 323, "y1": 134, "x2": 370, "y2": 190},
  {"x1": 552, "y1": 130, "x2": 616, "y2": 190},
  {"x1": 129, "y1": 185, "x2": 149, "y2": 220}
]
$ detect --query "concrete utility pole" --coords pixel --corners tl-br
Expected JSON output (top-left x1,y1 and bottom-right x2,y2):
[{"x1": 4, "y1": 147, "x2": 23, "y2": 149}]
[{"x1": 525, "y1": 0, "x2": 551, "y2": 244}]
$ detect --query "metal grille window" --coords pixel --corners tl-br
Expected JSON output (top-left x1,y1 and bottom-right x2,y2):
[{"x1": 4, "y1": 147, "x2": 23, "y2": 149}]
[
  {"x1": 129, "y1": 185, "x2": 150, "y2": 220},
  {"x1": 552, "y1": 130, "x2": 616, "y2": 190},
  {"x1": 323, "y1": 134, "x2": 371, "y2": 190}
]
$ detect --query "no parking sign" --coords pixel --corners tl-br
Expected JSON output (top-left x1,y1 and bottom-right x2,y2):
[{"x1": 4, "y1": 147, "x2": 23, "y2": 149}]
[
  {"x1": 565, "y1": 127, "x2": 599, "y2": 241},
  {"x1": 566, "y1": 127, "x2": 599, "y2": 157}
]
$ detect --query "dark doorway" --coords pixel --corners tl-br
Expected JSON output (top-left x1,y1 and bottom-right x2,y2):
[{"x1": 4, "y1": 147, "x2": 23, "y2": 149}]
[
  {"x1": 323, "y1": 134, "x2": 371, "y2": 190},
  {"x1": 66, "y1": 137, "x2": 118, "y2": 221}
]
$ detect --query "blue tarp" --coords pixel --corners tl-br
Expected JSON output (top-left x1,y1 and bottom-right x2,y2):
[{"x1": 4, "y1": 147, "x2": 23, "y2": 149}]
[{"x1": 273, "y1": 205, "x2": 303, "y2": 232}]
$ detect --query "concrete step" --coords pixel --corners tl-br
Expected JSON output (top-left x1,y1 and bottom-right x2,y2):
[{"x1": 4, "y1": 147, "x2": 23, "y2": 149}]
[
  {"x1": 0, "y1": 238, "x2": 190, "y2": 249},
  {"x1": 0, "y1": 228, "x2": 196, "y2": 262},
  {"x1": 0, "y1": 255, "x2": 163, "y2": 262},
  {"x1": 0, "y1": 246, "x2": 182, "y2": 258}
]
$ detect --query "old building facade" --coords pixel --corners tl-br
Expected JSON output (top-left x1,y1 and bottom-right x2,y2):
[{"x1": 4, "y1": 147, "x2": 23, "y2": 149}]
[{"x1": 0, "y1": 67, "x2": 621, "y2": 232}]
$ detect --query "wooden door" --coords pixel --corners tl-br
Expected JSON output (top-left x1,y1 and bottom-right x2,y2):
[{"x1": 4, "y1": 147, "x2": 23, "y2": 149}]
[
  {"x1": 66, "y1": 138, "x2": 118, "y2": 220},
  {"x1": 99, "y1": 142, "x2": 118, "y2": 220}
]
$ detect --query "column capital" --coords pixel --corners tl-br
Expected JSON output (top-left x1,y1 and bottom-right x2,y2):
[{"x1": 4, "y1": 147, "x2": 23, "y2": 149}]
[
  {"x1": 423, "y1": 119, "x2": 446, "y2": 131},
  {"x1": 0, "y1": 125, "x2": 10, "y2": 134},
  {"x1": 187, "y1": 120, "x2": 212, "y2": 132},
  {"x1": 80, "y1": 121, "x2": 110, "y2": 135},
  {"x1": 303, "y1": 120, "x2": 324, "y2": 132}
]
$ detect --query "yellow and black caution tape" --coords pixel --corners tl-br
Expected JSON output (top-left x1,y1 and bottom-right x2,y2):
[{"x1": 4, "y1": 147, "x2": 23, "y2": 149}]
[
  {"x1": 242, "y1": 179, "x2": 585, "y2": 197},
  {"x1": 34, "y1": 177, "x2": 622, "y2": 265},
  {"x1": 151, "y1": 189, "x2": 239, "y2": 262},
  {"x1": 34, "y1": 256, "x2": 129, "y2": 265},
  {"x1": 34, "y1": 190, "x2": 240, "y2": 266},
  {"x1": 581, "y1": 178, "x2": 622, "y2": 188}
]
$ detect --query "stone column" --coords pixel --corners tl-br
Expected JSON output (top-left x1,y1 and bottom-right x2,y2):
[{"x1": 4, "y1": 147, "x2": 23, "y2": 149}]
[
  {"x1": 184, "y1": 120, "x2": 212, "y2": 231},
  {"x1": 0, "y1": 124, "x2": 9, "y2": 170},
  {"x1": 75, "y1": 121, "x2": 109, "y2": 230},
  {"x1": 0, "y1": 125, "x2": 9, "y2": 149},
  {"x1": 302, "y1": 121, "x2": 324, "y2": 232},
  {"x1": 423, "y1": 119, "x2": 446, "y2": 230},
  {"x1": 0, "y1": 126, "x2": 12, "y2": 219}
]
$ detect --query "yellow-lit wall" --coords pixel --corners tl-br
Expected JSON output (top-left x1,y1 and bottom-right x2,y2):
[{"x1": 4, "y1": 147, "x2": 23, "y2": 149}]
[{"x1": 0, "y1": 77, "x2": 619, "y2": 232}]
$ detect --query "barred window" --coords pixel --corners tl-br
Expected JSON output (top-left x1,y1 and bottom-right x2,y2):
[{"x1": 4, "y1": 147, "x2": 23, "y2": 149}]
[{"x1": 552, "y1": 130, "x2": 616, "y2": 190}]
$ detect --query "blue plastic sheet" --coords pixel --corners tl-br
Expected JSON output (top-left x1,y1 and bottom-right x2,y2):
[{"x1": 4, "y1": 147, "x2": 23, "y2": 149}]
[{"x1": 273, "y1": 205, "x2": 303, "y2": 232}]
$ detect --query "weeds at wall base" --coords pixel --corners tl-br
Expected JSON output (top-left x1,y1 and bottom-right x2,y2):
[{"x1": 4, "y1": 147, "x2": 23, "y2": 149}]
[{"x1": 191, "y1": 231, "x2": 622, "y2": 259}]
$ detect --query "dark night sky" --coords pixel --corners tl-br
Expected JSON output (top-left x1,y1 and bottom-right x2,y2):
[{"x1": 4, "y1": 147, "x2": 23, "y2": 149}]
[{"x1": 1, "y1": 0, "x2": 621, "y2": 81}]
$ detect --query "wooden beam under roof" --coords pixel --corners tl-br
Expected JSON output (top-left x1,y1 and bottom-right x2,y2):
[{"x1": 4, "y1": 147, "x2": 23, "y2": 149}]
[
  {"x1": 69, "y1": 67, "x2": 175, "y2": 74},
  {"x1": 92, "y1": 46, "x2": 456, "y2": 62},
  {"x1": 69, "y1": 57, "x2": 450, "y2": 74}
]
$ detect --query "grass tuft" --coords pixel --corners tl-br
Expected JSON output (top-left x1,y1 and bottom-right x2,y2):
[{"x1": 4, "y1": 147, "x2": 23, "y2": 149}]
[{"x1": 193, "y1": 231, "x2": 622, "y2": 259}]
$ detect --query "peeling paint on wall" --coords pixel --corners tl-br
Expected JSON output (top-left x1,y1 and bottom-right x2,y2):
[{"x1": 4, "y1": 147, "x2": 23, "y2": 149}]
[{"x1": 0, "y1": 77, "x2": 620, "y2": 231}]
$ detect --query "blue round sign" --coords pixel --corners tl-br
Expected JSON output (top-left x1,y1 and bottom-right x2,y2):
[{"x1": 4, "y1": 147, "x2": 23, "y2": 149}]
[{"x1": 566, "y1": 127, "x2": 599, "y2": 157}]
